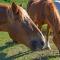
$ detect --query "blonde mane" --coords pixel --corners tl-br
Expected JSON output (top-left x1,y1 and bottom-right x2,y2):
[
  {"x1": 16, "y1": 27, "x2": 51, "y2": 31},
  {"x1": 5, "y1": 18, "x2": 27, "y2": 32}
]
[{"x1": 18, "y1": 6, "x2": 30, "y2": 19}]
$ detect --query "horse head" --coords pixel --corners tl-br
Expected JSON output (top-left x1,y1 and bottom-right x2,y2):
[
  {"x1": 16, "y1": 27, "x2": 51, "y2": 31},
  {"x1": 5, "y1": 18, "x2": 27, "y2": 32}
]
[
  {"x1": 10, "y1": 2, "x2": 47, "y2": 50},
  {"x1": 3, "y1": 2, "x2": 47, "y2": 51}
]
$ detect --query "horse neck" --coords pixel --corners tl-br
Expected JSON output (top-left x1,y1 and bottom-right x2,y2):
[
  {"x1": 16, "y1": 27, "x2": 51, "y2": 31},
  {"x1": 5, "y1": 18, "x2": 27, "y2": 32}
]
[
  {"x1": 46, "y1": 1, "x2": 60, "y2": 33},
  {"x1": 0, "y1": 4, "x2": 15, "y2": 32}
]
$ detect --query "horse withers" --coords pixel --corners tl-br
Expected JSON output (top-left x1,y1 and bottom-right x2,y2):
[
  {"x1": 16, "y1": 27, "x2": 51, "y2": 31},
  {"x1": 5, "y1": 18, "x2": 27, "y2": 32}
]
[{"x1": 0, "y1": 3, "x2": 47, "y2": 51}]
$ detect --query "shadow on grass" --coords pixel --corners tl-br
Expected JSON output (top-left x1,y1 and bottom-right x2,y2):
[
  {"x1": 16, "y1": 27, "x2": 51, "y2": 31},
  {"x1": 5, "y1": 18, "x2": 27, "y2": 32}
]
[
  {"x1": 33, "y1": 56, "x2": 48, "y2": 60},
  {"x1": 0, "y1": 40, "x2": 33, "y2": 60},
  {"x1": 0, "y1": 50, "x2": 60, "y2": 60},
  {"x1": 48, "y1": 54, "x2": 60, "y2": 58},
  {"x1": 33, "y1": 55, "x2": 60, "y2": 60},
  {"x1": 0, "y1": 53, "x2": 7, "y2": 60},
  {"x1": 0, "y1": 50, "x2": 33, "y2": 60},
  {"x1": 0, "y1": 40, "x2": 60, "y2": 60},
  {"x1": 0, "y1": 40, "x2": 16, "y2": 51},
  {"x1": 0, "y1": 52, "x2": 48, "y2": 60}
]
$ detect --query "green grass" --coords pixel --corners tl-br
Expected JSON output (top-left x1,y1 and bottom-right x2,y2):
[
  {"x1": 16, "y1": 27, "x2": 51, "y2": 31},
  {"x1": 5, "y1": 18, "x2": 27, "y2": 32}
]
[
  {"x1": 0, "y1": 0, "x2": 28, "y2": 9},
  {"x1": 0, "y1": 0, "x2": 60, "y2": 60}
]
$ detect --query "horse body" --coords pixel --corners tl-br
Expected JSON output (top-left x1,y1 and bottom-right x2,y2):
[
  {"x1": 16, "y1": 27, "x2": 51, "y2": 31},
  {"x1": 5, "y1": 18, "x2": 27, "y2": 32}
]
[
  {"x1": 0, "y1": 4, "x2": 8, "y2": 31},
  {"x1": 27, "y1": 0, "x2": 60, "y2": 51},
  {"x1": 0, "y1": 3, "x2": 47, "y2": 50}
]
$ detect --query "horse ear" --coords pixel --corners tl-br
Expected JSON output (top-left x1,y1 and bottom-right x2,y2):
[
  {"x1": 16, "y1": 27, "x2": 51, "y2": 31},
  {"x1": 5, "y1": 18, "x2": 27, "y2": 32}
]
[{"x1": 12, "y1": 2, "x2": 18, "y2": 14}]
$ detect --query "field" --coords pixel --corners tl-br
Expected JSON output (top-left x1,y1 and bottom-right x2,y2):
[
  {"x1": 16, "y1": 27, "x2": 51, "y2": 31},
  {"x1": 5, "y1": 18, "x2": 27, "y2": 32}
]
[{"x1": 0, "y1": 0, "x2": 60, "y2": 60}]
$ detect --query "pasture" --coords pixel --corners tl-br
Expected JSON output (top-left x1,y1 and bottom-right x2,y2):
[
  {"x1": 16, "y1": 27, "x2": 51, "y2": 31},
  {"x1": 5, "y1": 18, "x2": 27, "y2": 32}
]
[{"x1": 0, "y1": 0, "x2": 60, "y2": 60}]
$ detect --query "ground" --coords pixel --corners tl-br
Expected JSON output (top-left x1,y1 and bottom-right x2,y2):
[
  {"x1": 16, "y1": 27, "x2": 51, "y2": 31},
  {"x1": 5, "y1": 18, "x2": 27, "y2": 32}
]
[
  {"x1": 0, "y1": 0, "x2": 60, "y2": 60},
  {"x1": 0, "y1": 32, "x2": 60, "y2": 60}
]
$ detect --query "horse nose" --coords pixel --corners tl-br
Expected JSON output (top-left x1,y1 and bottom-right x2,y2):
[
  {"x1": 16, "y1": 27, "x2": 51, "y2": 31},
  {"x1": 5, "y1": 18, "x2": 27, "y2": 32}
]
[{"x1": 30, "y1": 40, "x2": 44, "y2": 51}]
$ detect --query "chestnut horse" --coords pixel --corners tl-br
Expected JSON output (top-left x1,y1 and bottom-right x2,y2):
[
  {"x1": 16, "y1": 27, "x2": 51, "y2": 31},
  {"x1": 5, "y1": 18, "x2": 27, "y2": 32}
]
[
  {"x1": 0, "y1": 3, "x2": 47, "y2": 51},
  {"x1": 27, "y1": 0, "x2": 60, "y2": 49},
  {"x1": 27, "y1": 0, "x2": 52, "y2": 49}
]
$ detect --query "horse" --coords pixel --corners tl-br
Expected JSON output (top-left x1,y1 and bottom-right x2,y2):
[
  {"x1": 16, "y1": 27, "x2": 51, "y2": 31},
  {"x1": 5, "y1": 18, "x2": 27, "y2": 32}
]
[
  {"x1": 27, "y1": 0, "x2": 52, "y2": 49},
  {"x1": 0, "y1": 2, "x2": 47, "y2": 51},
  {"x1": 27, "y1": 0, "x2": 60, "y2": 52},
  {"x1": 27, "y1": 0, "x2": 60, "y2": 50}
]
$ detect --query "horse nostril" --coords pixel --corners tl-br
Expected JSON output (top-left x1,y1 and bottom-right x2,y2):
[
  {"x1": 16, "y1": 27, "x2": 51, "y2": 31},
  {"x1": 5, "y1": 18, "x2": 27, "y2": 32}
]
[
  {"x1": 31, "y1": 40, "x2": 38, "y2": 50},
  {"x1": 41, "y1": 41, "x2": 44, "y2": 46},
  {"x1": 30, "y1": 40, "x2": 44, "y2": 50}
]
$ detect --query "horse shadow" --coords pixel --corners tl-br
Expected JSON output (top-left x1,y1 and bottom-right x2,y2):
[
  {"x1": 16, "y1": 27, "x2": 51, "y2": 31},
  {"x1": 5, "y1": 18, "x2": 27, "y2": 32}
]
[
  {"x1": 0, "y1": 50, "x2": 33, "y2": 60},
  {"x1": 33, "y1": 55, "x2": 60, "y2": 60},
  {"x1": 0, "y1": 52, "x2": 60, "y2": 60},
  {"x1": 0, "y1": 40, "x2": 60, "y2": 60},
  {"x1": 0, "y1": 40, "x2": 16, "y2": 51},
  {"x1": 0, "y1": 39, "x2": 33, "y2": 60},
  {"x1": 0, "y1": 50, "x2": 60, "y2": 60}
]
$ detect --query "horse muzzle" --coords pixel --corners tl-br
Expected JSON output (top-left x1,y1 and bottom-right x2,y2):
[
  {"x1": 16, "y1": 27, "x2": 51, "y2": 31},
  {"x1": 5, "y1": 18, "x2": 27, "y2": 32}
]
[{"x1": 30, "y1": 39, "x2": 45, "y2": 51}]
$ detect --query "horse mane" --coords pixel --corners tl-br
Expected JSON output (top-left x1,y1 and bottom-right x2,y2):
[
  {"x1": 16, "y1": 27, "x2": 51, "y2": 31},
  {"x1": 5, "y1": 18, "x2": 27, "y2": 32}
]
[
  {"x1": 53, "y1": 2, "x2": 60, "y2": 22},
  {"x1": 48, "y1": 1, "x2": 60, "y2": 30},
  {"x1": 18, "y1": 6, "x2": 30, "y2": 21}
]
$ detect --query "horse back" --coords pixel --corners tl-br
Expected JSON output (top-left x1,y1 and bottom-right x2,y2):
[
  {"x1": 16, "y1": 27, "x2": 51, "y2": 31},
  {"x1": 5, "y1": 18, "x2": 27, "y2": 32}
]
[{"x1": 0, "y1": 4, "x2": 9, "y2": 24}]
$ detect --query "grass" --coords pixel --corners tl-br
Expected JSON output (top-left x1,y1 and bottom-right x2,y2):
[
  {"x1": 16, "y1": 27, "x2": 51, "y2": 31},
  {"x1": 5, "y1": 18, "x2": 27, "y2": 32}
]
[
  {"x1": 0, "y1": 0, "x2": 28, "y2": 9},
  {"x1": 0, "y1": 0, "x2": 60, "y2": 60}
]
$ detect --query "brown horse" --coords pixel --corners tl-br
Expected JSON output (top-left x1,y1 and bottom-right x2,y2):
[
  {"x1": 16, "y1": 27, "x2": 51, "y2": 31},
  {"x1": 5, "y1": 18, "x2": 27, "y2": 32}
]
[
  {"x1": 27, "y1": 0, "x2": 60, "y2": 52},
  {"x1": 0, "y1": 2, "x2": 47, "y2": 51},
  {"x1": 27, "y1": 0, "x2": 51, "y2": 49}
]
